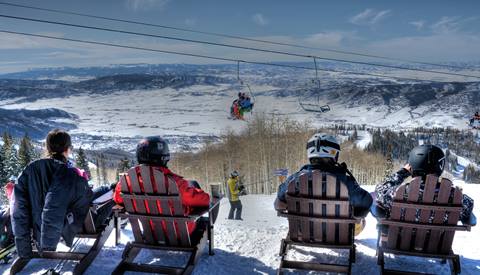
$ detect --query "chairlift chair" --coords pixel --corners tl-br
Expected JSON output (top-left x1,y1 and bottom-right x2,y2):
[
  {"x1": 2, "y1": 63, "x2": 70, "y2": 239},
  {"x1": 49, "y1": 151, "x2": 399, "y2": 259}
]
[{"x1": 298, "y1": 58, "x2": 331, "y2": 114}]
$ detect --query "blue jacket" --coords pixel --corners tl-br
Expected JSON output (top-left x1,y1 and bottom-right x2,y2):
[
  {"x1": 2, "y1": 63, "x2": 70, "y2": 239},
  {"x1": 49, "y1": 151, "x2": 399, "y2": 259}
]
[
  {"x1": 277, "y1": 162, "x2": 372, "y2": 218},
  {"x1": 12, "y1": 159, "x2": 93, "y2": 258}
]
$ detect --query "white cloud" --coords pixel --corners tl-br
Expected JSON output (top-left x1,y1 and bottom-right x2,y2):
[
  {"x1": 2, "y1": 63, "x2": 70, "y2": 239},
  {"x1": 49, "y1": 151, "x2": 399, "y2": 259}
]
[
  {"x1": 304, "y1": 31, "x2": 359, "y2": 48},
  {"x1": 349, "y1": 9, "x2": 391, "y2": 26},
  {"x1": 125, "y1": 0, "x2": 170, "y2": 12},
  {"x1": 252, "y1": 13, "x2": 269, "y2": 26},
  {"x1": 409, "y1": 20, "x2": 425, "y2": 30}
]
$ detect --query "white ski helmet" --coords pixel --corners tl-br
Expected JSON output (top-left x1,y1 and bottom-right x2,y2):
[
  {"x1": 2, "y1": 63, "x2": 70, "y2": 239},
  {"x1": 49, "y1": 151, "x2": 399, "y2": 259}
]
[{"x1": 306, "y1": 133, "x2": 341, "y2": 161}]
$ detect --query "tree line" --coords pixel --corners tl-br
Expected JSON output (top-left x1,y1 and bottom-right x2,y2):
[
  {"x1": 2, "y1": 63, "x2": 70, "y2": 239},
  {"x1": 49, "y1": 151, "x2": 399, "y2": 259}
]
[
  {"x1": 170, "y1": 114, "x2": 391, "y2": 195},
  {"x1": 365, "y1": 128, "x2": 480, "y2": 183}
]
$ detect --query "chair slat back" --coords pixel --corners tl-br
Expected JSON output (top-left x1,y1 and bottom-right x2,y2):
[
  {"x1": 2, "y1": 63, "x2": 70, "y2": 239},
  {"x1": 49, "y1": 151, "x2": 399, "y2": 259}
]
[
  {"x1": 285, "y1": 170, "x2": 353, "y2": 245},
  {"x1": 384, "y1": 175, "x2": 463, "y2": 254},
  {"x1": 82, "y1": 210, "x2": 97, "y2": 234},
  {"x1": 120, "y1": 165, "x2": 193, "y2": 247}
]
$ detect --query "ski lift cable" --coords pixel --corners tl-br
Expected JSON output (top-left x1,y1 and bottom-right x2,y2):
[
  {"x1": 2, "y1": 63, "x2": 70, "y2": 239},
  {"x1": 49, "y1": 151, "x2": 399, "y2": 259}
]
[
  {"x1": 236, "y1": 60, "x2": 255, "y2": 101},
  {"x1": 0, "y1": 29, "x2": 459, "y2": 83},
  {"x1": 1, "y1": 14, "x2": 480, "y2": 80},
  {"x1": 0, "y1": 1, "x2": 472, "y2": 71}
]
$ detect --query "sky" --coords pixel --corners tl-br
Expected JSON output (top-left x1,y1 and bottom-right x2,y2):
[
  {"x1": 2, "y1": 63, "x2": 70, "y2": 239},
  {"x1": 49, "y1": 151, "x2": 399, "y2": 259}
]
[{"x1": 0, "y1": 0, "x2": 480, "y2": 73}]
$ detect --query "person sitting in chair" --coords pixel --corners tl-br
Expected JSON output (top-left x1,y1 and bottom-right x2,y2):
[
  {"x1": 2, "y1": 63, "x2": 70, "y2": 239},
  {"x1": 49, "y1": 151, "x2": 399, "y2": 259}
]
[
  {"x1": 11, "y1": 129, "x2": 96, "y2": 259},
  {"x1": 275, "y1": 133, "x2": 373, "y2": 234},
  {"x1": 375, "y1": 144, "x2": 474, "y2": 223},
  {"x1": 113, "y1": 136, "x2": 219, "y2": 234}
]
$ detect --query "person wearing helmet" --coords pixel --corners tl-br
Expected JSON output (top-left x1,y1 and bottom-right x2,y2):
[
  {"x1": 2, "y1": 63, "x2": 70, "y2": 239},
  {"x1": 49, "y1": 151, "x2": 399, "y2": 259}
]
[
  {"x1": 375, "y1": 144, "x2": 474, "y2": 223},
  {"x1": 113, "y1": 136, "x2": 215, "y2": 234},
  {"x1": 275, "y1": 133, "x2": 373, "y2": 228},
  {"x1": 227, "y1": 171, "x2": 243, "y2": 220}
]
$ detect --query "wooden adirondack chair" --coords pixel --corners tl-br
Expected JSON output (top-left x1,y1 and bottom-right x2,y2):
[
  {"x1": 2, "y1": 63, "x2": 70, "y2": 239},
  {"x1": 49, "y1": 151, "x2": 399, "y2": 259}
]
[
  {"x1": 112, "y1": 165, "x2": 218, "y2": 275},
  {"x1": 277, "y1": 170, "x2": 358, "y2": 275},
  {"x1": 374, "y1": 175, "x2": 475, "y2": 275},
  {"x1": 10, "y1": 199, "x2": 115, "y2": 275}
]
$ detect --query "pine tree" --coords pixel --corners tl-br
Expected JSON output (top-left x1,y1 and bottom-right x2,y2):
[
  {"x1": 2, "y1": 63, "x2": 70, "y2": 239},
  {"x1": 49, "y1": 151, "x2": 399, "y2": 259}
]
[
  {"x1": 75, "y1": 147, "x2": 91, "y2": 179},
  {"x1": 18, "y1": 133, "x2": 35, "y2": 169},
  {"x1": 383, "y1": 144, "x2": 394, "y2": 180},
  {"x1": 1, "y1": 133, "x2": 19, "y2": 182}
]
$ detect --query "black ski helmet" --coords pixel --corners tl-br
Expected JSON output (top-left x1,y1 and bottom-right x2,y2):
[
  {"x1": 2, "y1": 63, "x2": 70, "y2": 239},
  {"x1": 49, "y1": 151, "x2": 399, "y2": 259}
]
[
  {"x1": 408, "y1": 144, "x2": 445, "y2": 177},
  {"x1": 136, "y1": 136, "x2": 170, "y2": 167}
]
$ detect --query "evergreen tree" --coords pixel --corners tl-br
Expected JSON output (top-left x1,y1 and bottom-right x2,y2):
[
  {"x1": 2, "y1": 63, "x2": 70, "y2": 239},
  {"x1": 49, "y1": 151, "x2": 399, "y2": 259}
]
[
  {"x1": 18, "y1": 133, "x2": 35, "y2": 169},
  {"x1": 1, "y1": 133, "x2": 19, "y2": 182},
  {"x1": 6, "y1": 145, "x2": 19, "y2": 179},
  {"x1": 75, "y1": 147, "x2": 91, "y2": 179},
  {"x1": 384, "y1": 144, "x2": 394, "y2": 179}
]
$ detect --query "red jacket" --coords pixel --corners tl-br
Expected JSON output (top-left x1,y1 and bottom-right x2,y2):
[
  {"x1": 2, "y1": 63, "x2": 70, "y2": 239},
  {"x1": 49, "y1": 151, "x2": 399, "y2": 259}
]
[{"x1": 114, "y1": 166, "x2": 210, "y2": 234}]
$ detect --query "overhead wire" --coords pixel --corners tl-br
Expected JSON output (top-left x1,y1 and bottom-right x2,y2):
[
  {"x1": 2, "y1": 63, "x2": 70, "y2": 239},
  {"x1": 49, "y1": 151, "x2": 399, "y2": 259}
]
[
  {"x1": 1, "y1": 14, "x2": 480, "y2": 80},
  {"x1": 0, "y1": 1, "x2": 471, "y2": 71},
  {"x1": 0, "y1": 29, "x2": 439, "y2": 83}
]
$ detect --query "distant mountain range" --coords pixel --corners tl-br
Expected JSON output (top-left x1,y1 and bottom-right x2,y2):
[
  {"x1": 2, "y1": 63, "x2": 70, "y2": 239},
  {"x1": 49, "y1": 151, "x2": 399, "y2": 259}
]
[{"x1": 0, "y1": 63, "x2": 479, "y2": 150}]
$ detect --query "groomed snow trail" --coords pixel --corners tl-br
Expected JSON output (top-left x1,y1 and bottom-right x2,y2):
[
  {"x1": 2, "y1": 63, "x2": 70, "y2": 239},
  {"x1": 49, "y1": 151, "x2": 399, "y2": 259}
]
[{"x1": 2, "y1": 185, "x2": 479, "y2": 274}]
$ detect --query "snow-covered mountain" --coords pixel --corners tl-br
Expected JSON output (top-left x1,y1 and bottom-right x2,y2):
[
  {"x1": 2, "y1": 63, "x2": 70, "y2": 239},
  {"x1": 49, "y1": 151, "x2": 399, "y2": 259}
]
[{"x1": 0, "y1": 64, "x2": 479, "y2": 150}]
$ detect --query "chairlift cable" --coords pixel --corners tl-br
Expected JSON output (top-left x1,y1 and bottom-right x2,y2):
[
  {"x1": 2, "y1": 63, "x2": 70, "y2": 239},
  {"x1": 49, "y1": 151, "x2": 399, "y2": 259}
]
[
  {"x1": 1, "y1": 14, "x2": 480, "y2": 80},
  {"x1": 0, "y1": 29, "x2": 455, "y2": 83},
  {"x1": 0, "y1": 1, "x2": 472, "y2": 71}
]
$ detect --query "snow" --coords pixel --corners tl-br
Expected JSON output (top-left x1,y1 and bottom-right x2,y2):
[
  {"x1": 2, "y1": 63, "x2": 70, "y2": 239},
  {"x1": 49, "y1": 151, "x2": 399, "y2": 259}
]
[
  {"x1": 2, "y1": 184, "x2": 479, "y2": 275},
  {"x1": 355, "y1": 131, "x2": 372, "y2": 149}
]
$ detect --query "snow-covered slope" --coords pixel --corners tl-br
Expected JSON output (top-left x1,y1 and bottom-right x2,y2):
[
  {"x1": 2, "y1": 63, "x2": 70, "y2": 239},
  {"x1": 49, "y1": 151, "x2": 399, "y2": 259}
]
[
  {"x1": 2, "y1": 184, "x2": 478, "y2": 275},
  {"x1": 1, "y1": 65, "x2": 479, "y2": 150}
]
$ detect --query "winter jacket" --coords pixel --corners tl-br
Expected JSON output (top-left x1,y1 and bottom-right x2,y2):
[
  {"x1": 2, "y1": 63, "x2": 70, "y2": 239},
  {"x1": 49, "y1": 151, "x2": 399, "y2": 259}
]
[
  {"x1": 113, "y1": 165, "x2": 210, "y2": 234},
  {"x1": 375, "y1": 168, "x2": 474, "y2": 223},
  {"x1": 277, "y1": 162, "x2": 373, "y2": 218},
  {"x1": 239, "y1": 98, "x2": 253, "y2": 110},
  {"x1": 227, "y1": 177, "x2": 240, "y2": 202},
  {"x1": 11, "y1": 158, "x2": 93, "y2": 258}
]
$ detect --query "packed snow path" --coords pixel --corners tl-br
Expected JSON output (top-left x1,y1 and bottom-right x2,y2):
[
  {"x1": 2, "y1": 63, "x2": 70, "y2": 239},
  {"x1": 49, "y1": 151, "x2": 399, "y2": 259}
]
[{"x1": 2, "y1": 185, "x2": 479, "y2": 274}]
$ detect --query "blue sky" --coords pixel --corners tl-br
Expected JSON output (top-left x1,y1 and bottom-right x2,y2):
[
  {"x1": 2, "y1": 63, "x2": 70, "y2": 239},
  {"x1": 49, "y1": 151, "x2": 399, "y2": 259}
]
[{"x1": 1, "y1": 0, "x2": 479, "y2": 73}]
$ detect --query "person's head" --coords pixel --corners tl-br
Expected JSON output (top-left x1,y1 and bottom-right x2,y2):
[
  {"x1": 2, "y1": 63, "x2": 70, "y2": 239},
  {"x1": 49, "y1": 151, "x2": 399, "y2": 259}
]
[
  {"x1": 306, "y1": 133, "x2": 341, "y2": 164},
  {"x1": 136, "y1": 136, "x2": 170, "y2": 167},
  {"x1": 408, "y1": 144, "x2": 445, "y2": 177},
  {"x1": 46, "y1": 129, "x2": 72, "y2": 162},
  {"x1": 230, "y1": 170, "x2": 239, "y2": 178}
]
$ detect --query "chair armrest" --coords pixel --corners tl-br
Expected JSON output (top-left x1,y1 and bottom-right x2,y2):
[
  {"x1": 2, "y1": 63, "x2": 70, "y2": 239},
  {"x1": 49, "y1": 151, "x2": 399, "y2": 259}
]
[{"x1": 462, "y1": 213, "x2": 476, "y2": 227}]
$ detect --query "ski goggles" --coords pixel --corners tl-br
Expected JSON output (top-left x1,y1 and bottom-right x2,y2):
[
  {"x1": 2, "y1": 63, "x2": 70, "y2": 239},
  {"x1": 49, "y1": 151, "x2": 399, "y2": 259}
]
[{"x1": 306, "y1": 139, "x2": 341, "y2": 151}]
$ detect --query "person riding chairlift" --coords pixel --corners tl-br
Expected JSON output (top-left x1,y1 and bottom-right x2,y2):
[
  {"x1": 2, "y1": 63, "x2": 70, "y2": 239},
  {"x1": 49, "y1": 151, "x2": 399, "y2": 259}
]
[{"x1": 230, "y1": 92, "x2": 254, "y2": 120}]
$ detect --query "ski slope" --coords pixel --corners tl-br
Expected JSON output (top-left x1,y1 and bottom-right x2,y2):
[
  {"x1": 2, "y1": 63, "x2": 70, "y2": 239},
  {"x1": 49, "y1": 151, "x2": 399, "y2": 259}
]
[{"x1": 1, "y1": 183, "x2": 479, "y2": 275}]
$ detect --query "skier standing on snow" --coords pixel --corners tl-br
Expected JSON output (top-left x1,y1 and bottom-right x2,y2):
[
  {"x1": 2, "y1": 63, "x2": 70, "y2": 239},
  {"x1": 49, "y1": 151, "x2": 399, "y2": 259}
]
[
  {"x1": 375, "y1": 144, "x2": 474, "y2": 223},
  {"x1": 227, "y1": 171, "x2": 243, "y2": 220},
  {"x1": 274, "y1": 133, "x2": 372, "y2": 234}
]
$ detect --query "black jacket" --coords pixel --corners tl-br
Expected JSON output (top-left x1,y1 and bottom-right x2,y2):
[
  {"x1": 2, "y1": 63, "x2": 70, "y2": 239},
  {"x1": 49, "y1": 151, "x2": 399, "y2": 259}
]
[
  {"x1": 11, "y1": 159, "x2": 93, "y2": 258},
  {"x1": 375, "y1": 168, "x2": 474, "y2": 223},
  {"x1": 277, "y1": 162, "x2": 373, "y2": 218}
]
